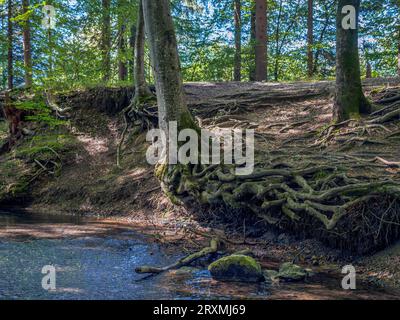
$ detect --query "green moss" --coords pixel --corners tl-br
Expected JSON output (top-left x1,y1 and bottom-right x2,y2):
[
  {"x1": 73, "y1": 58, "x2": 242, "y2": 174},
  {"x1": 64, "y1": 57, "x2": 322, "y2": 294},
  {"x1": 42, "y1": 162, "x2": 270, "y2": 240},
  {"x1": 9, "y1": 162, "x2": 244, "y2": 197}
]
[
  {"x1": 16, "y1": 134, "x2": 76, "y2": 162},
  {"x1": 178, "y1": 111, "x2": 200, "y2": 134},
  {"x1": 313, "y1": 170, "x2": 330, "y2": 180},
  {"x1": 0, "y1": 158, "x2": 32, "y2": 203},
  {"x1": 208, "y1": 254, "x2": 264, "y2": 282},
  {"x1": 278, "y1": 262, "x2": 307, "y2": 281},
  {"x1": 155, "y1": 163, "x2": 168, "y2": 180},
  {"x1": 210, "y1": 255, "x2": 261, "y2": 271},
  {"x1": 163, "y1": 188, "x2": 182, "y2": 205},
  {"x1": 0, "y1": 121, "x2": 8, "y2": 146}
]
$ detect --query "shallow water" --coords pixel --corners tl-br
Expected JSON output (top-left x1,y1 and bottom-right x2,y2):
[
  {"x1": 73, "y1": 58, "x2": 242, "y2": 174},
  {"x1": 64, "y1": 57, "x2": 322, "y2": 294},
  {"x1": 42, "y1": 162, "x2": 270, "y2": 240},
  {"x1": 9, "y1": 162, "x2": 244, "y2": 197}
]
[{"x1": 0, "y1": 209, "x2": 399, "y2": 300}]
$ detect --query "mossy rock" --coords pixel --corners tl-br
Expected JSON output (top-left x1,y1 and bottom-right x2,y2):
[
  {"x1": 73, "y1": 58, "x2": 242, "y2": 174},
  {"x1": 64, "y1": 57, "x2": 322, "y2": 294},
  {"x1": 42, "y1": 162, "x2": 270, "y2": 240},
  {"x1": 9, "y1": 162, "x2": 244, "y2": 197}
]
[
  {"x1": 278, "y1": 262, "x2": 307, "y2": 282},
  {"x1": 208, "y1": 254, "x2": 264, "y2": 283}
]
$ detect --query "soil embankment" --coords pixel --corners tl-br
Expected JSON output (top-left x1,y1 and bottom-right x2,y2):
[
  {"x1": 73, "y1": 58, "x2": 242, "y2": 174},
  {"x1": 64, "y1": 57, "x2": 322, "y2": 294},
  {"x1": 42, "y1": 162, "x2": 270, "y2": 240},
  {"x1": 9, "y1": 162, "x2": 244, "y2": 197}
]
[{"x1": 1, "y1": 79, "x2": 400, "y2": 289}]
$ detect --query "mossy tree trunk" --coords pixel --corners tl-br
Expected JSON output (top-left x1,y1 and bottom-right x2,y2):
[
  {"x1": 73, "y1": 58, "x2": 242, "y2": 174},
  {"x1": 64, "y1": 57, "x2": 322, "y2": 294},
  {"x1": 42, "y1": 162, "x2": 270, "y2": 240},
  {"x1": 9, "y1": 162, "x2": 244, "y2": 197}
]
[
  {"x1": 333, "y1": 0, "x2": 371, "y2": 122},
  {"x1": 142, "y1": 0, "x2": 196, "y2": 134}
]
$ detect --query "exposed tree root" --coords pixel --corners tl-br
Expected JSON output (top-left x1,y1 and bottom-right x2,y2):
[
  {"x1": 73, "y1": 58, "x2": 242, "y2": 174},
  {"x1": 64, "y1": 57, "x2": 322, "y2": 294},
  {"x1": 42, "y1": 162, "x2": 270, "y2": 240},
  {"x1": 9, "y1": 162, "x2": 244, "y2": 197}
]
[
  {"x1": 156, "y1": 158, "x2": 400, "y2": 254},
  {"x1": 315, "y1": 89, "x2": 400, "y2": 148},
  {"x1": 135, "y1": 238, "x2": 221, "y2": 274},
  {"x1": 109, "y1": 82, "x2": 400, "y2": 254},
  {"x1": 116, "y1": 93, "x2": 157, "y2": 168},
  {"x1": 151, "y1": 87, "x2": 400, "y2": 254},
  {"x1": 44, "y1": 90, "x2": 72, "y2": 119}
]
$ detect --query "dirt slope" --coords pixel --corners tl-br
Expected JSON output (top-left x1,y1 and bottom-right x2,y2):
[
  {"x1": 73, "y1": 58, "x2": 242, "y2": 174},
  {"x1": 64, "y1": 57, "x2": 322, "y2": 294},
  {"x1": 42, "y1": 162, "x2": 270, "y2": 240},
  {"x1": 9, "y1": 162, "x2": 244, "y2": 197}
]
[{"x1": 1, "y1": 79, "x2": 400, "y2": 288}]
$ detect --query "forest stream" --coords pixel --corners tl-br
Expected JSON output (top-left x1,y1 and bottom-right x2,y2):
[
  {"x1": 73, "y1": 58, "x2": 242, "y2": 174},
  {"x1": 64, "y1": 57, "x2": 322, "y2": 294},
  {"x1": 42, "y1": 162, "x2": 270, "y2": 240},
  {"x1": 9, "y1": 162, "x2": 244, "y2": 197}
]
[{"x1": 1, "y1": 209, "x2": 400, "y2": 300}]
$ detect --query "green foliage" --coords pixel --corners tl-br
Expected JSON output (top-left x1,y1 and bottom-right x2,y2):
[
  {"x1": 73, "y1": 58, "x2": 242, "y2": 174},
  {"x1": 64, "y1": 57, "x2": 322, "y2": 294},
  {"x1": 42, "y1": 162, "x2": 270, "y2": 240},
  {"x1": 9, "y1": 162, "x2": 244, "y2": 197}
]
[
  {"x1": 0, "y1": 0, "x2": 398, "y2": 90},
  {"x1": 0, "y1": 157, "x2": 31, "y2": 202},
  {"x1": 17, "y1": 134, "x2": 73, "y2": 159},
  {"x1": 0, "y1": 121, "x2": 8, "y2": 145},
  {"x1": 13, "y1": 95, "x2": 66, "y2": 127}
]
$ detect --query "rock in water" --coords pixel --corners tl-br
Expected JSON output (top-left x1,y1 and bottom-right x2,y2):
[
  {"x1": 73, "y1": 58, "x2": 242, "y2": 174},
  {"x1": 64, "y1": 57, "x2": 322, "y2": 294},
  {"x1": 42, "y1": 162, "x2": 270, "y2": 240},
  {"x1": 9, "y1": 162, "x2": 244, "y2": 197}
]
[
  {"x1": 278, "y1": 262, "x2": 307, "y2": 281},
  {"x1": 208, "y1": 254, "x2": 264, "y2": 283}
]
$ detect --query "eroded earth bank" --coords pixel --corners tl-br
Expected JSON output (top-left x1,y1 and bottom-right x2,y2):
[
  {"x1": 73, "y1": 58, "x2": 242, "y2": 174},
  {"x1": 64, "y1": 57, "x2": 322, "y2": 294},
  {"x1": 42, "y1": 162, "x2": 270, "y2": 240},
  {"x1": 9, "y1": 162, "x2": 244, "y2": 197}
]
[{"x1": 1, "y1": 79, "x2": 400, "y2": 298}]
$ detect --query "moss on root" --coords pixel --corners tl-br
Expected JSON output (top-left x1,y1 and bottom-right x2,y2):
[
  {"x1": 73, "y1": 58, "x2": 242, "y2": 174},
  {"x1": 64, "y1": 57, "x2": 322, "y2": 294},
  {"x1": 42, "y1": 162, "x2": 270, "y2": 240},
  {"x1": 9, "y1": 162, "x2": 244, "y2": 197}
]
[{"x1": 154, "y1": 159, "x2": 400, "y2": 254}]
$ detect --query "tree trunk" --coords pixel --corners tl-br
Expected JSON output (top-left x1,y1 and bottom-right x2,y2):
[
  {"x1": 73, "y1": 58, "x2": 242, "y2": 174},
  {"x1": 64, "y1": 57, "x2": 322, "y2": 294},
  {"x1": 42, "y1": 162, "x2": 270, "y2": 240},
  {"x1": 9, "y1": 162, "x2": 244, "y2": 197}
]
[
  {"x1": 7, "y1": 0, "x2": 13, "y2": 90},
  {"x1": 3, "y1": 92, "x2": 23, "y2": 139},
  {"x1": 333, "y1": 0, "x2": 371, "y2": 122},
  {"x1": 307, "y1": 0, "x2": 314, "y2": 78},
  {"x1": 134, "y1": 0, "x2": 152, "y2": 101},
  {"x1": 142, "y1": 0, "x2": 196, "y2": 133},
  {"x1": 249, "y1": 4, "x2": 256, "y2": 81},
  {"x1": 129, "y1": 24, "x2": 136, "y2": 81},
  {"x1": 273, "y1": 0, "x2": 283, "y2": 81},
  {"x1": 233, "y1": 0, "x2": 241, "y2": 82},
  {"x1": 101, "y1": 0, "x2": 111, "y2": 82},
  {"x1": 366, "y1": 61, "x2": 372, "y2": 78},
  {"x1": 22, "y1": 0, "x2": 32, "y2": 88},
  {"x1": 255, "y1": 0, "x2": 267, "y2": 81},
  {"x1": 398, "y1": 23, "x2": 400, "y2": 77},
  {"x1": 313, "y1": 2, "x2": 332, "y2": 75},
  {"x1": 118, "y1": 21, "x2": 128, "y2": 81}
]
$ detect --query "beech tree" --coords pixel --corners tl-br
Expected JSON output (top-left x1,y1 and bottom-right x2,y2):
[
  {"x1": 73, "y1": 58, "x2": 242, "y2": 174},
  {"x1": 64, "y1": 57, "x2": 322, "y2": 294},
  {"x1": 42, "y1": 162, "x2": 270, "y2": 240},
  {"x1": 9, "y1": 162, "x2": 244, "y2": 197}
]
[
  {"x1": 142, "y1": 0, "x2": 196, "y2": 134},
  {"x1": 133, "y1": 0, "x2": 152, "y2": 103},
  {"x1": 117, "y1": 0, "x2": 153, "y2": 168},
  {"x1": 334, "y1": 0, "x2": 371, "y2": 122}
]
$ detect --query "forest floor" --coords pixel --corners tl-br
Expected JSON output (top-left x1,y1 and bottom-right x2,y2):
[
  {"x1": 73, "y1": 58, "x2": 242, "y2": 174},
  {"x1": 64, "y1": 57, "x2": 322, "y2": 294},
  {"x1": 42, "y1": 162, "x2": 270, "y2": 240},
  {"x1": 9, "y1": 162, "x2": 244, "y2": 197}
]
[{"x1": 1, "y1": 78, "x2": 400, "y2": 290}]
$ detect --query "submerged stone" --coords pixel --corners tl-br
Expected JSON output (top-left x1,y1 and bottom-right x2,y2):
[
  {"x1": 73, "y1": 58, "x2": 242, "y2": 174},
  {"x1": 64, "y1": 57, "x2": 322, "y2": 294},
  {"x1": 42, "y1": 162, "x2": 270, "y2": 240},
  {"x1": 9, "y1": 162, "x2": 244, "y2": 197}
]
[
  {"x1": 278, "y1": 262, "x2": 307, "y2": 281},
  {"x1": 208, "y1": 254, "x2": 264, "y2": 283}
]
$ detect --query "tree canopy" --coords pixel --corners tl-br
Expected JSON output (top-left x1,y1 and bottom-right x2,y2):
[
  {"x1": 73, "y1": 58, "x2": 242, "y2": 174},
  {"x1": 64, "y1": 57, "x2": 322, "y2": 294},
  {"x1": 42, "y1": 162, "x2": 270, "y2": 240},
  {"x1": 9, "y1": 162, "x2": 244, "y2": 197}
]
[{"x1": 1, "y1": 0, "x2": 398, "y2": 91}]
